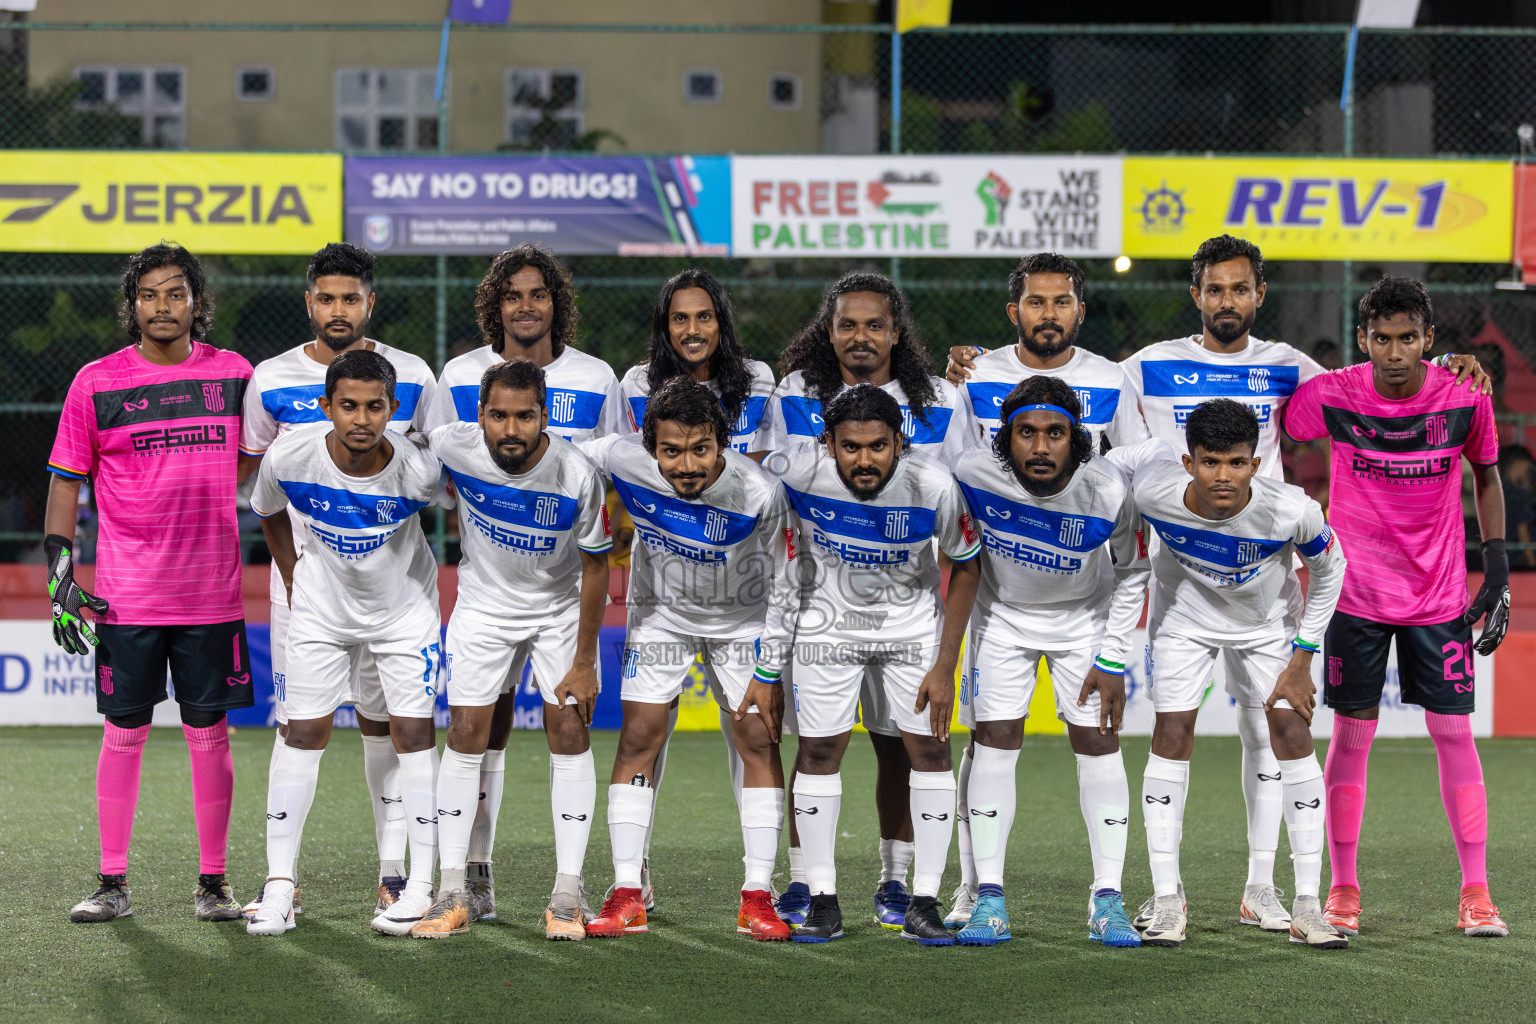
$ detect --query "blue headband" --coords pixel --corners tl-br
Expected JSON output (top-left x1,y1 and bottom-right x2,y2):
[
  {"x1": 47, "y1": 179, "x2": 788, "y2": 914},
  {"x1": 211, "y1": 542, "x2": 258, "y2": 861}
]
[{"x1": 1007, "y1": 403, "x2": 1077, "y2": 426}]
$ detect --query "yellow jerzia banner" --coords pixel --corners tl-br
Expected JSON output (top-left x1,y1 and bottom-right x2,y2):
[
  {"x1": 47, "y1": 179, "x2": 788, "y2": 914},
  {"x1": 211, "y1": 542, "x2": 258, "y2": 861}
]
[
  {"x1": 1123, "y1": 156, "x2": 1512, "y2": 263},
  {"x1": 0, "y1": 152, "x2": 342, "y2": 254}
]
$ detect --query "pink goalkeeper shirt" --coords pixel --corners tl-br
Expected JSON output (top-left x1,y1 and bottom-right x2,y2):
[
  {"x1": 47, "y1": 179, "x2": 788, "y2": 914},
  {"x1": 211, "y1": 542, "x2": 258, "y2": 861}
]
[
  {"x1": 48, "y1": 342, "x2": 252, "y2": 625},
  {"x1": 1283, "y1": 362, "x2": 1497, "y2": 626}
]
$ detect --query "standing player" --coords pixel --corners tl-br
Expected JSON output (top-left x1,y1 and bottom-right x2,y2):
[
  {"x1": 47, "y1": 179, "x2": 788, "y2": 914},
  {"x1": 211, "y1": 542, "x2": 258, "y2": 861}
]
[
  {"x1": 767, "y1": 271, "x2": 966, "y2": 929},
  {"x1": 421, "y1": 243, "x2": 627, "y2": 920},
  {"x1": 620, "y1": 268, "x2": 777, "y2": 454},
  {"x1": 52, "y1": 244, "x2": 253, "y2": 924},
  {"x1": 950, "y1": 377, "x2": 1149, "y2": 947},
  {"x1": 246, "y1": 350, "x2": 448, "y2": 937},
  {"x1": 578, "y1": 378, "x2": 796, "y2": 941},
  {"x1": 239, "y1": 242, "x2": 438, "y2": 918},
  {"x1": 1283, "y1": 276, "x2": 1511, "y2": 938},
  {"x1": 758, "y1": 385, "x2": 981, "y2": 946},
  {"x1": 1131, "y1": 400, "x2": 1348, "y2": 948},
  {"x1": 411, "y1": 360, "x2": 611, "y2": 940}
]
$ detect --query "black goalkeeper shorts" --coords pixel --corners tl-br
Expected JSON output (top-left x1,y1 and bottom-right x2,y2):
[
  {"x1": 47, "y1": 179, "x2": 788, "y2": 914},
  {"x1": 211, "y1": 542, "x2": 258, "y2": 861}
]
[
  {"x1": 94, "y1": 620, "x2": 254, "y2": 717},
  {"x1": 1322, "y1": 610, "x2": 1475, "y2": 716}
]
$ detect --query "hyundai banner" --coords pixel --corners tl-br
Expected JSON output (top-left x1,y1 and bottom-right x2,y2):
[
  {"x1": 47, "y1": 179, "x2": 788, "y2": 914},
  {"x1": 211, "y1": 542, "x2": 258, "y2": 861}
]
[{"x1": 344, "y1": 155, "x2": 730, "y2": 256}]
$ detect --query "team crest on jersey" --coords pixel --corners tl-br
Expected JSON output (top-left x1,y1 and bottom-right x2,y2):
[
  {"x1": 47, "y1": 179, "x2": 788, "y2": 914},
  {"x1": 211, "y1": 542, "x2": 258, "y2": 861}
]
[
  {"x1": 1248, "y1": 368, "x2": 1270, "y2": 393},
  {"x1": 534, "y1": 495, "x2": 560, "y2": 528},
  {"x1": 1426, "y1": 413, "x2": 1449, "y2": 447},
  {"x1": 704, "y1": 510, "x2": 729, "y2": 543},
  {"x1": 1058, "y1": 516, "x2": 1085, "y2": 547},
  {"x1": 201, "y1": 382, "x2": 225, "y2": 412},
  {"x1": 1073, "y1": 389, "x2": 1092, "y2": 418},
  {"x1": 376, "y1": 499, "x2": 399, "y2": 523},
  {"x1": 551, "y1": 391, "x2": 576, "y2": 424},
  {"x1": 886, "y1": 510, "x2": 911, "y2": 541},
  {"x1": 1237, "y1": 540, "x2": 1263, "y2": 563}
]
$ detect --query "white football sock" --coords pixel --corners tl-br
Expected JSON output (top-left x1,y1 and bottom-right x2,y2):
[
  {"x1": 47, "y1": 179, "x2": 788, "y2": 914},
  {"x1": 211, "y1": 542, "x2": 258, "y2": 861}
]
[
  {"x1": 397, "y1": 747, "x2": 439, "y2": 888},
  {"x1": 265, "y1": 744, "x2": 323, "y2": 880},
  {"x1": 955, "y1": 745, "x2": 977, "y2": 890},
  {"x1": 434, "y1": 746, "x2": 482, "y2": 895},
  {"x1": 1238, "y1": 706, "x2": 1282, "y2": 888},
  {"x1": 1279, "y1": 753, "x2": 1326, "y2": 899},
  {"x1": 467, "y1": 747, "x2": 505, "y2": 865},
  {"x1": 608, "y1": 783, "x2": 654, "y2": 889},
  {"x1": 967, "y1": 744, "x2": 1020, "y2": 888},
  {"x1": 794, "y1": 772, "x2": 842, "y2": 895},
  {"x1": 788, "y1": 844, "x2": 807, "y2": 885},
  {"x1": 361, "y1": 733, "x2": 406, "y2": 880},
  {"x1": 1076, "y1": 749, "x2": 1130, "y2": 893},
  {"x1": 878, "y1": 837, "x2": 915, "y2": 887},
  {"x1": 740, "y1": 787, "x2": 784, "y2": 892},
  {"x1": 1143, "y1": 753, "x2": 1189, "y2": 898},
  {"x1": 910, "y1": 769, "x2": 957, "y2": 898},
  {"x1": 550, "y1": 749, "x2": 596, "y2": 878},
  {"x1": 272, "y1": 730, "x2": 304, "y2": 883}
]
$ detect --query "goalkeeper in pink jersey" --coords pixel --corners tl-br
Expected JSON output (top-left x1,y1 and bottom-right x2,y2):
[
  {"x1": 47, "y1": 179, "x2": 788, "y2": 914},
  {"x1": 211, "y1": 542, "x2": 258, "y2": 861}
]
[{"x1": 1282, "y1": 276, "x2": 1510, "y2": 939}]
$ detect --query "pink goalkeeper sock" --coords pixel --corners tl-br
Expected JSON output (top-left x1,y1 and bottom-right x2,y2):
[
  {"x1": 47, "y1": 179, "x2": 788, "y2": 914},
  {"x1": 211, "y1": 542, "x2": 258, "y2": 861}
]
[
  {"x1": 98, "y1": 723, "x2": 150, "y2": 876},
  {"x1": 1323, "y1": 714, "x2": 1377, "y2": 890},
  {"x1": 184, "y1": 721, "x2": 235, "y2": 874},
  {"x1": 1425, "y1": 712, "x2": 1488, "y2": 888}
]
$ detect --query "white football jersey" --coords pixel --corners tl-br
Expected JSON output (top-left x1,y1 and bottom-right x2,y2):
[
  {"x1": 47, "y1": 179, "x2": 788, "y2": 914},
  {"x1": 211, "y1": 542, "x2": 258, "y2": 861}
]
[
  {"x1": 240, "y1": 340, "x2": 439, "y2": 604},
  {"x1": 251, "y1": 423, "x2": 446, "y2": 635},
  {"x1": 952, "y1": 448, "x2": 1147, "y2": 663},
  {"x1": 763, "y1": 370, "x2": 968, "y2": 465},
  {"x1": 762, "y1": 443, "x2": 980, "y2": 652},
  {"x1": 1119, "y1": 336, "x2": 1325, "y2": 481},
  {"x1": 422, "y1": 343, "x2": 628, "y2": 441},
  {"x1": 428, "y1": 422, "x2": 611, "y2": 623},
  {"x1": 955, "y1": 344, "x2": 1148, "y2": 451},
  {"x1": 1132, "y1": 458, "x2": 1344, "y2": 645},
  {"x1": 581, "y1": 433, "x2": 795, "y2": 640},
  {"x1": 619, "y1": 359, "x2": 777, "y2": 453}
]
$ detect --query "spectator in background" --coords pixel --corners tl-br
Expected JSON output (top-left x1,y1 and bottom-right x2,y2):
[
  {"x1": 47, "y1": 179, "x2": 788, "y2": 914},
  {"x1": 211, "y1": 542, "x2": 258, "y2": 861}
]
[
  {"x1": 1311, "y1": 338, "x2": 1342, "y2": 370},
  {"x1": 1500, "y1": 444, "x2": 1536, "y2": 569}
]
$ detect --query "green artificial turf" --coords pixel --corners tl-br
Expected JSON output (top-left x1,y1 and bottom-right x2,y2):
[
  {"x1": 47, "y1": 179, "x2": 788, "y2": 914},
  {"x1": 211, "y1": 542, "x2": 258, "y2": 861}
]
[{"x1": 1, "y1": 727, "x2": 1533, "y2": 1023}]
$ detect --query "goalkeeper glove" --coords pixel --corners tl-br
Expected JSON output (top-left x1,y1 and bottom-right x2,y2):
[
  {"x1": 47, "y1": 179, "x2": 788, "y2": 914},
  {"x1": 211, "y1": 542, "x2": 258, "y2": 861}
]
[
  {"x1": 45, "y1": 534, "x2": 108, "y2": 656},
  {"x1": 1461, "y1": 539, "x2": 1510, "y2": 656}
]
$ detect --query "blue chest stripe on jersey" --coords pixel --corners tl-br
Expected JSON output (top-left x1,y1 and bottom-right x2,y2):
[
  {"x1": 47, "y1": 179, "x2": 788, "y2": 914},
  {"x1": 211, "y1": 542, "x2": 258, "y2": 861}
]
[
  {"x1": 783, "y1": 485, "x2": 937, "y2": 545},
  {"x1": 629, "y1": 394, "x2": 768, "y2": 443},
  {"x1": 278, "y1": 479, "x2": 427, "y2": 529},
  {"x1": 264, "y1": 383, "x2": 415, "y2": 425},
  {"x1": 957, "y1": 482, "x2": 1115, "y2": 552},
  {"x1": 446, "y1": 468, "x2": 578, "y2": 532},
  {"x1": 612, "y1": 475, "x2": 759, "y2": 547},
  {"x1": 965, "y1": 380, "x2": 1120, "y2": 426},
  {"x1": 1142, "y1": 514, "x2": 1287, "y2": 569},
  {"x1": 783, "y1": 395, "x2": 953, "y2": 445},
  {"x1": 453, "y1": 383, "x2": 606, "y2": 430},
  {"x1": 1141, "y1": 361, "x2": 1299, "y2": 399}
]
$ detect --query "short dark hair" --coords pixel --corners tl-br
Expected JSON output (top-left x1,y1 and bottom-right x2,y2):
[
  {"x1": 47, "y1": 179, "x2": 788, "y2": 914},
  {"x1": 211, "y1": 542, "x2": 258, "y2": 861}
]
[
  {"x1": 1008, "y1": 252, "x2": 1085, "y2": 304},
  {"x1": 1184, "y1": 398, "x2": 1259, "y2": 457},
  {"x1": 820, "y1": 382, "x2": 908, "y2": 451},
  {"x1": 479, "y1": 357, "x2": 547, "y2": 410},
  {"x1": 307, "y1": 242, "x2": 376, "y2": 290},
  {"x1": 474, "y1": 244, "x2": 579, "y2": 357},
  {"x1": 324, "y1": 348, "x2": 396, "y2": 401},
  {"x1": 641, "y1": 376, "x2": 729, "y2": 456},
  {"x1": 1191, "y1": 234, "x2": 1265, "y2": 289},
  {"x1": 992, "y1": 375, "x2": 1094, "y2": 474},
  {"x1": 1357, "y1": 275, "x2": 1433, "y2": 330},
  {"x1": 647, "y1": 268, "x2": 753, "y2": 428},
  {"x1": 119, "y1": 242, "x2": 213, "y2": 342}
]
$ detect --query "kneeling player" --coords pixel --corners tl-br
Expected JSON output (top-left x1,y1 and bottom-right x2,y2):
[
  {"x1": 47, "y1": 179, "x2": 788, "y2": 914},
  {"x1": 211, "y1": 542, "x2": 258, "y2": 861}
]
[
  {"x1": 1131, "y1": 400, "x2": 1347, "y2": 948},
  {"x1": 246, "y1": 350, "x2": 448, "y2": 937},
  {"x1": 580, "y1": 377, "x2": 795, "y2": 940},
  {"x1": 759, "y1": 385, "x2": 981, "y2": 945},
  {"x1": 413, "y1": 359, "x2": 611, "y2": 940},
  {"x1": 950, "y1": 377, "x2": 1149, "y2": 947}
]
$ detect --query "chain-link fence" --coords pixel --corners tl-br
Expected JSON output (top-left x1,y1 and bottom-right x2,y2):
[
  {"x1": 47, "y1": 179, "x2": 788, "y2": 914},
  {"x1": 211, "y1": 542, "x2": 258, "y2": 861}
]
[{"x1": 2, "y1": 19, "x2": 1534, "y2": 560}]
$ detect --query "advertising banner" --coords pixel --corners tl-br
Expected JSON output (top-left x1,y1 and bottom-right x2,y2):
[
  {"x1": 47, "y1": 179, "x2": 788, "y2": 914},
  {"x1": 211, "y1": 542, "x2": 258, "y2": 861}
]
[
  {"x1": 1123, "y1": 156, "x2": 1513, "y2": 262},
  {"x1": 0, "y1": 152, "x2": 340, "y2": 254},
  {"x1": 344, "y1": 155, "x2": 730, "y2": 256},
  {"x1": 731, "y1": 155, "x2": 1122, "y2": 258}
]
